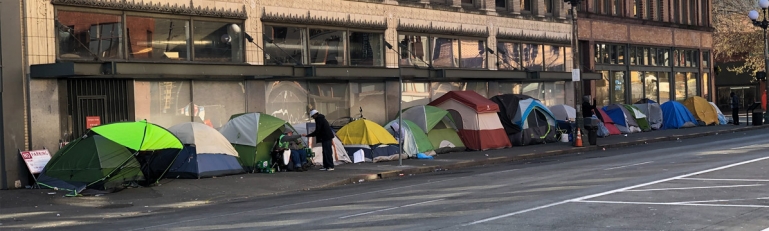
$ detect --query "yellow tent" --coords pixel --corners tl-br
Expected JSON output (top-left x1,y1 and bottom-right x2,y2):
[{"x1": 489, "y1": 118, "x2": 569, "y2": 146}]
[
  {"x1": 336, "y1": 119, "x2": 398, "y2": 145},
  {"x1": 683, "y1": 96, "x2": 718, "y2": 126}
]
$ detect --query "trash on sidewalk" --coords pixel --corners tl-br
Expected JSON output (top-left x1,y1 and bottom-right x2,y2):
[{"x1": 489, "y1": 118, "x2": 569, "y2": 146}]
[
  {"x1": 47, "y1": 192, "x2": 56, "y2": 195},
  {"x1": 416, "y1": 153, "x2": 433, "y2": 159}
]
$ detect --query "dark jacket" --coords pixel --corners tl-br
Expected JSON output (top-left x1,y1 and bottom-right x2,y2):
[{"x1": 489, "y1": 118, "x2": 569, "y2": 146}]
[{"x1": 306, "y1": 114, "x2": 334, "y2": 143}]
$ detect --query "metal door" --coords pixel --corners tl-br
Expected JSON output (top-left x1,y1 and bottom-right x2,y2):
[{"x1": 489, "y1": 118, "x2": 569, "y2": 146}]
[{"x1": 66, "y1": 79, "x2": 132, "y2": 139}]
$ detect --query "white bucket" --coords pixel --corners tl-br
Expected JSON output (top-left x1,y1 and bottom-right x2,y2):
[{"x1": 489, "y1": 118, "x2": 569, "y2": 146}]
[{"x1": 560, "y1": 133, "x2": 570, "y2": 142}]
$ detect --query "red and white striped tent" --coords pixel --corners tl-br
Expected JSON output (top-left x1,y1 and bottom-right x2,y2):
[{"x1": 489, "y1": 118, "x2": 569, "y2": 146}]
[{"x1": 428, "y1": 91, "x2": 511, "y2": 151}]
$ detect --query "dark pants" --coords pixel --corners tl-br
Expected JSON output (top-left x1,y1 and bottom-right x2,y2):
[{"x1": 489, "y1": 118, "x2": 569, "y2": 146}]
[
  {"x1": 321, "y1": 140, "x2": 334, "y2": 169},
  {"x1": 732, "y1": 108, "x2": 740, "y2": 125},
  {"x1": 290, "y1": 149, "x2": 307, "y2": 168}
]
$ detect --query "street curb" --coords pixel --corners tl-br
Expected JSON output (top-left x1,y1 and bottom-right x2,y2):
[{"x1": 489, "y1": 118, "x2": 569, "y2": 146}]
[{"x1": 370, "y1": 125, "x2": 769, "y2": 181}]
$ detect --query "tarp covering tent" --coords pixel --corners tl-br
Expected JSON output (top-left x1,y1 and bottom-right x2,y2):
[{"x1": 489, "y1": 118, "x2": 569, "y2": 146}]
[
  {"x1": 429, "y1": 91, "x2": 511, "y2": 150},
  {"x1": 549, "y1": 104, "x2": 576, "y2": 121},
  {"x1": 399, "y1": 105, "x2": 466, "y2": 153},
  {"x1": 683, "y1": 96, "x2": 719, "y2": 125},
  {"x1": 38, "y1": 120, "x2": 183, "y2": 195},
  {"x1": 623, "y1": 104, "x2": 652, "y2": 132},
  {"x1": 384, "y1": 120, "x2": 434, "y2": 157},
  {"x1": 293, "y1": 123, "x2": 352, "y2": 166},
  {"x1": 166, "y1": 122, "x2": 244, "y2": 179},
  {"x1": 603, "y1": 104, "x2": 642, "y2": 133},
  {"x1": 490, "y1": 94, "x2": 558, "y2": 146},
  {"x1": 597, "y1": 108, "x2": 622, "y2": 135},
  {"x1": 634, "y1": 99, "x2": 664, "y2": 130},
  {"x1": 344, "y1": 145, "x2": 403, "y2": 163},
  {"x1": 336, "y1": 119, "x2": 398, "y2": 146},
  {"x1": 219, "y1": 113, "x2": 297, "y2": 172},
  {"x1": 708, "y1": 102, "x2": 728, "y2": 125},
  {"x1": 660, "y1": 101, "x2": 698, "y2": 129}
]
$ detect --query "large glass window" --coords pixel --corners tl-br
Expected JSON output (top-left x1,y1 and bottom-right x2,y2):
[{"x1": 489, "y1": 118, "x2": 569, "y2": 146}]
[
  {"x1": 57, "y1": 11, "x2": 123, "y2": 60},
  {"x1": 460, "y1": 40, "x2": 487, "y2": 68},
  {"x1": 543, "y1": 82, "x2": 566, "y2": 106},
  {"x1": 687, "y1": 72, "x2": 698, "y2": 98},
  {"x1": 629, "y1": 47, "x2": 637, "y2": 65},
  {"x1": 612, "y1": 71, "x2": 626, "y2": 104},
  {"x1": 675, "y1": 72, "x2": 686, "y2": 101},
  {"x1": 133, "y1": 81, "x2": 192, "y2": 128},
  {"x1": 659, "y1": 72, "x2": 670, "y2": 103},
  {"x1": 266, "y1": 81, "x2": 310, "y2": 124},
  {"x1": 461, "y1": 82, "x2": 489, "y2": 97},
  {"x1": 617, "y1": 45, "x2": 625, "y2": 65},
  {"x1": 496, "y1": 0, "x2": 506, "y2": 8},
  {"x1": 644, "y1": 72, "x2": 659, "y2": 102},
  {"x1": 399, "y1": 35, "x2": 430, "y2": 68},
  {"x1": 431, "y1": 37, "x2": 459, "y2": 68},
  {"x1": 350, "y1": 82, "x2": 386, "y2": 124},
  {"x1": 596, "y1": 71, "x2": 610, "y2": 107},
  {"x1": 126, "y1": 17, "x2": 189, "y2": 61},
  {"x1": 630, "y1": 71, "x2": 644, "y2": 103},
  {"x1": 544, "y1": 45, "x2": 565, "y2": 71},
  {"x1": 565, "y1": 47, "x2": 573, "y2": 70},
  {"x1": 497, "y1": 42, "x2": 523, "y2": 70},
  {"x1": 702, "y1": 73, "x2": 710, "y2": 100},
  {"x1": 702, "y1": 51, "x2": 710, "y2": 67},
  {"x1": 309, "y1": 29, "x2": 346, "y2": 65},
  {"x1": 349, "y1": 32, "x2": 384, "y2": 66},
  {"x1": 192, "y1": 81, "x2": 245, "y2": 129},
  {"x1": 521, "y1": 43, "x2": 543, "y2": 71},
  {"x1": 545, "y1": 0, "x2": 554, "y2": 13},
  {"x1": 430, "y1": 82, "x2": 460, "y2": 100},
  {"x1": 308, "y1": 82, "x2": 349, "y2": 121},
  {"x1": 522, "y1": 82, "x2": 544, "y2": 100},
  {"x1": 192, "y1": 21, "x2": 243, "y2": 62},
  {"x1": 498, "y1": 82, "x2": 522, "y2": 95},
  {"x1": 264, "y1": 25, "x2": 305, "y2": 65},
  {"x1": 658, "y1": 48, "x2": 669, "y2": 66},
  {"x1": 402, "y1": 82, "x2": 431, "y2": 109},
  {"x1": 522, "y1": 0, "x2": 531, "y2": 11},
  {"x1": 649, "y1": 48, "x2": 657, "y2": 66}
]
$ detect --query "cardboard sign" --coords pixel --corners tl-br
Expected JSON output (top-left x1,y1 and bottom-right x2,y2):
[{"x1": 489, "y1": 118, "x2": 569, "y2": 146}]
[
  {"x1": 19, "y1": 149, "x2": 52, "y2": 174},
  {"x1": 86, "y1": 116, "x2": 101, "y2": 129}
]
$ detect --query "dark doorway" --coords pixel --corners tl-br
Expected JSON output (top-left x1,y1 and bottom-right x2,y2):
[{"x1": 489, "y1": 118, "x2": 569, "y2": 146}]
[
  {"x1": 66, "y1": 79, "x2": 133, "y2": 139},
  {"x1": 447, "y1": 109, "x2": 463, "y2": 130}
]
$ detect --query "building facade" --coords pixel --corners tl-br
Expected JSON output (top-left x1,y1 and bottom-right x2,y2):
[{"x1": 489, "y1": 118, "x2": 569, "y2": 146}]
[
  {"x1": 577, "y1": 0, "x2": 714, "y2": 107},
  {"x1": 0, "y1": 0, "x2": 600, "y2": 188}
]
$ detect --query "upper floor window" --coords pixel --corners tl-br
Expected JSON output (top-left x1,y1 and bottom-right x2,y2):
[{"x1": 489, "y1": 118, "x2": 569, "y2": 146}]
[
  {"x1": 522, "y1": 0, "x2": 532, "y2": 11},
  {"x1": 674, "y1": 49, "x2": 698, "y2": 67},
  {"x1": 545, "y1": 0, "x2": 555, "y2": 13},
  {"x1": 264, "y1": 24, "x2": 385, "y2": 66},
  {"x1": 399, "y1": 34, "x2": 487, "y2": 69},
  {"x1": 498, "y1": 41, "x2": 568, "y2": 71},
  {"x1": 495, "y1": 0, "x2": 505, "y2": 8},
  {"x1": 595, "y1": 43, "x2": 625, "y2": 65},
  {"x1": 702, "y1": 51, "x2": 710, "y2": 68},
  {"x1": 462, "y1": 0, "x2": 473, "y2": 4},
  {"x1": 56, "y1": 10, "x2": 244, "y2": 62}
]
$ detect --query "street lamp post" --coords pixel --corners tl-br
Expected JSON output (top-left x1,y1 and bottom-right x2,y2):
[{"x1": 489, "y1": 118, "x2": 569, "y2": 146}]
[
  {"x1": 748, "y1": 0, "x2": 769, "y2": 123},
  {"x1": 564, "y1": 0, "x2": 584, "y2": 146}
]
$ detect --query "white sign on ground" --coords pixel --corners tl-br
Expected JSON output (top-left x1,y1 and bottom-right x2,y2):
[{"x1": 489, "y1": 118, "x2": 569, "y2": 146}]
[{"x1": 19, "y1": 149, "x2": 52, "y2": 174}]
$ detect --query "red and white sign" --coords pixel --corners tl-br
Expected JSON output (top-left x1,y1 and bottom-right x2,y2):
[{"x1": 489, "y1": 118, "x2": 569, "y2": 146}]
[
  {"x1": 86, "y1": 116, "x2": 101, "y2": 129},
  {"x1": 19, "y1": 149, "x2": 52, "y2": 174}
]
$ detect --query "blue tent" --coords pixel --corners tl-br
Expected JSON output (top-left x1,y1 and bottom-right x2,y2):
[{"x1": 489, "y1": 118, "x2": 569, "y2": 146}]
[
  {"x1": 166, "y1": 122, "x2": 244, "y2": 179},
  {"x1": 660, "y1": 101, "x2": 698, "y2": 129}
]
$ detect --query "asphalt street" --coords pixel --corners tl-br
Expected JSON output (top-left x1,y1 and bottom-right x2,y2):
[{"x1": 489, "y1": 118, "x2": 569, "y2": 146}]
[{"x1": 9, "y1": 129, "x2": 769, "y2": 231}]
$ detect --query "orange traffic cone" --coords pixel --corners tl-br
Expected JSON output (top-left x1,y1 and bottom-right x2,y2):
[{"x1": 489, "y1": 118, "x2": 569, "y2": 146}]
[{"x1": 574, "y1": 128, "x2": 583, "y2": 147}]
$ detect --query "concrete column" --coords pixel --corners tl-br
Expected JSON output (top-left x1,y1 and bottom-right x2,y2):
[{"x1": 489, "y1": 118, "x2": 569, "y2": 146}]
[
  {"x1": 508, "y1": 0, "x2": 521, "y2": 15},
  {"x1": 245, "y1": 80, "x2": 266, "y2": 113},
  {"x1": 533, "y1": 0, "x2": 546, "y2": 18},
  {"x1": 245, "y1": 3, "x2": 263, "y2": 65},
  {"x1": 385, "y1": 80, "x2": 400, "y2": 123},
  {"x1": 1, "y1": 0, "x2": 29, "y2": 189},
  {"x1": 449, "y1": 0, "x2": 463, "y2": 8}
]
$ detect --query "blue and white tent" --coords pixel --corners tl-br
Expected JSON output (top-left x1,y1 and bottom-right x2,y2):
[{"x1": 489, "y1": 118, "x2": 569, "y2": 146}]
[
  {"x1": 708, "y1": 102, "x2": 728, "y2": 125},
  {"x1": 166, "y1": 122, "x2": 244, "y2": 179},
  {"x1": 660, "y1": 101, "x2": 698, "y2": 129}
]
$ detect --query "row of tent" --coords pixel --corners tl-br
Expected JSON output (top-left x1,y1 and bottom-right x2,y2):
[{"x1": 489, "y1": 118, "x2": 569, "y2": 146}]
[{"x1": 37, "y1": 90, "x2": 725, "y2": 196}]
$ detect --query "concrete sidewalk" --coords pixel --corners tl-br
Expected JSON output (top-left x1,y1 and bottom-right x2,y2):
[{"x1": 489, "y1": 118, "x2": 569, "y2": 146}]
[{"x1": 1, "y1": 124, "x2": 767, "y2": 225}]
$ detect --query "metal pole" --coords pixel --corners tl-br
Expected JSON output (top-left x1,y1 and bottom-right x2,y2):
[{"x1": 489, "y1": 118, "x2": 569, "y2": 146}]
[
  {"x1": 763, "y1": 10, "x2": 769, "y2": 123},
  {"x1": 571, "y1": 3, "x2": 584, "y2": 145},
  {"x1": 398, "y1": 69, "x2": 403, "y2": 166}
]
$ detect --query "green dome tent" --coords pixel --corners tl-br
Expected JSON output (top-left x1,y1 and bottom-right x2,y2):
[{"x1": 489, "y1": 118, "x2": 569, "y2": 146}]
[
  {"x1": 219, "y1": 113, "x2": 299, "y2": 172},
  {"x1": 399, "y1": 105, "x2": 466, "y2": 153},
  {"x1": 38, "y1": 120, "x2": 183, "y2": 196},
  {"x1": 384, "y1": 119, "x2": 434, "y2": 157}
]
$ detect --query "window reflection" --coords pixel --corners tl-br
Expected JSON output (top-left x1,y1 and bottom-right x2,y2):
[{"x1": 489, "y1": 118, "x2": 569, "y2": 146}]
[
  {"x1": 461, "y1": 82, "x2": 488, "y2": 97},
  {"x1": 544, "y1": 45, "x2": 564, "y2": 71},
  {"x1": 266, "y1": 81, "x2": 310, "y2": 124},
  {"x1": 644, "y1": 72, "x2": 659, "y2": 102},
  {"x1": 431, "y1": 37, "x2": 459, "y2": 68},
  {"x1": 498, "y1": 82, "x2": 522, "y2": 95},
  {"x1": 349, "y1": 32, "x2": 384, "y2": 66},
  {"x1": 351, "y1": 82, "x2": 386, "y2": 124},
  {"x1": 612, "y1": 71, "x2": 626, "y2": 104},
  {"x1": 675, "y1": 72, "x2": 686, "y2": 101},
  {"x1": 264, "y1": 25, "x2": 305, "y2": 65},
  {"x1": 521, "y1": 44, "x2": 543, "y2": 71},
  {"x1": 596, "y1": 71, "x2": 610, "y2": 107},
  {"x1": 522, "y1": 82, "x2": 544, "y2": 100},
  {"x1": 702, "y1": 73, "x2": 710, "y2": 100},
  {"x1": 630, "y1": 71, "x2": 643, "y2": 103},
  {"x1": 309, "y1": 29, "x2": 345, "y2": 65},
  {"x1": 543, "y1": 82, "x2": 565, "y2": 106},
  {"x1": 133, "y1": 81, "x2": 192, "y2": 128},
  {"x1": 192, "y1": 21, "x2": 242, "y2": 62},
  {"x1": 459, "y1": 40, "x2": 487, "y2": 68},
  {"x1": 431, "y1": 82, "x2": 461, "y2": 100},
  {"x1": 57, "y1": 11, "x2": 123, "y2": 59},
  {"x1": 659, "y1": 72, "x2": 670, "y2": 103},
  {"x1": 497, "y1": 42, "x2": 523, "y2": 70},
  {"x1": 402, "y1": 82, "x2": 431, "y2": 109},
  {"x1": 399, "y1": 35, "x2": 430, "y2": 67},
  {"x1": 192, "y1": 81, "x2": 245, "y2": 129},
  {"x1": 126, "y1": 17, "x2": 189, "y2": 60},
  {"x1": 308, "y1": 82, "x2": 349, "y2": 121},
  {"x1": 687, "y1": 72, "x2": 698, "y2": 98}
]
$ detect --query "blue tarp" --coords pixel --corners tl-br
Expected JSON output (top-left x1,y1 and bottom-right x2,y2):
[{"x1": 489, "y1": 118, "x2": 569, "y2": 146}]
[
  {"x1": 660, "y1": 101, "x2": 698, "y2": 129},
  {"x1": 603, "y1": 105, "x2": 628, "y2": 127},
  {"x1": 165, "y1": 146, "x2": 244, "y2": 179}
]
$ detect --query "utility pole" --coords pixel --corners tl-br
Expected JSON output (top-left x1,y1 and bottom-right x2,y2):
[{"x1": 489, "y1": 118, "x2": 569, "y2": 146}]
[{"x1": 565, "y1": 0, "x2": 584, "y2": 146}]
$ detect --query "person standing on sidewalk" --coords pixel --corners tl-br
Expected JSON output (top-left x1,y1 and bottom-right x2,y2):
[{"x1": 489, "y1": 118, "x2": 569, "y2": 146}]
[
  {"x1": 731, "y1": 92, "x2": 740, "y2": 125},
  {"x1": 303, "y1": 110, "x2": 335, "y2": 171}
]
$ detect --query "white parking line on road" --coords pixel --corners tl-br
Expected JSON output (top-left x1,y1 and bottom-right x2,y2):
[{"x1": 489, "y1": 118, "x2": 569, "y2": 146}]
[
  {"x1": 623, "y1": 184, "x2": 764, "y2": 192},
  {"x1": 338, "y1": 199, "x2": 444, "y2": 219},
  {"x1": 463, "y1": 155, "x2": 769, "y2": 226},
  {"x1": 674, "y1": 197, "x2": 769, "y2": 204},
  {"x1": 680, "y1": 178, "x2": 769, "y2": 182},
  {"x1": 603, "y1": 161, "x2": 653, "y2": 170},
  {"x1": 574, "y1": 200, "x2": 769, "y2": 208}
]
